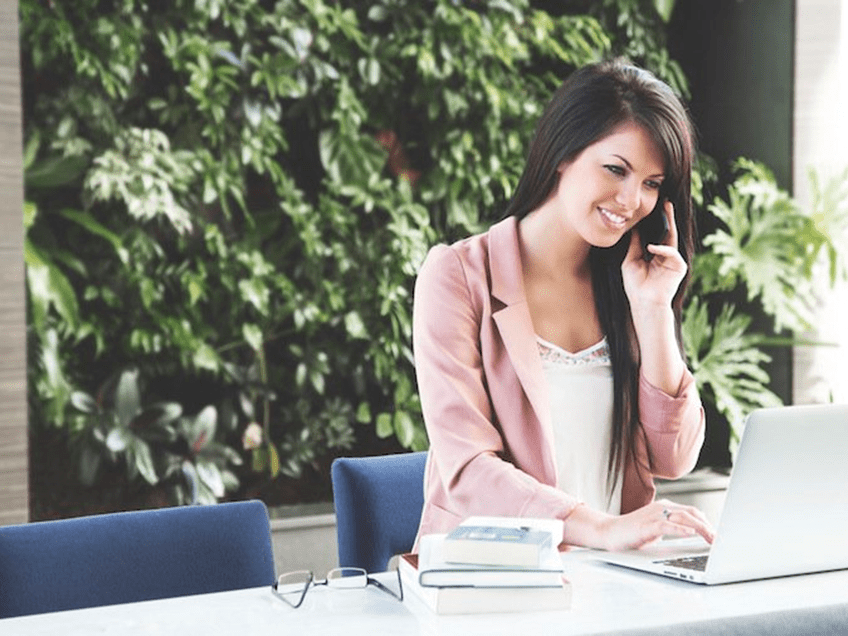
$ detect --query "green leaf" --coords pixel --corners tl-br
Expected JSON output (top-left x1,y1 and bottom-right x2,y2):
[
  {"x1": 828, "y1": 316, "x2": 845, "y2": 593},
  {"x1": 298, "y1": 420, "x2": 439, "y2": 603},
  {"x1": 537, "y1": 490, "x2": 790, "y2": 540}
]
[
  {"x1": 193, "y1": 344, "x2": 220, "y2": 371},
  {"x1": 132, "y1": 439, "x2": 159, "y2": 485},
  {"x1": 25, "y1": 154, "x2": 88, "y2": 189},
  {"x1": 376, "y1": 412, "x2": 393, "y2": 438},
  {"x1": 131, "y1": 402, "x2": 182, "y2": 437},
  {"x1": 252, "y1": 447, "x2": 268, "y2": 472},
  {"x1": 356, "y1": 401, "x2": 371, "y2": 424},
  {"x1": 268, "y1": 443, "x2": 280, "y2": 477},
  {"x1": 243, "y1": 323, "x2": 264, "y2": 351},
  {"x1": 310, "y1": 370, "x2": 325, "y2": 395},
  {"x1": 367, "y1": 5, "x2": 388, "y2": 21},
  {"x1": 114, "y1": 369, "x2": 141, "y2": 429},
  {"x1": 25, "y1": 239, "x2": 80, "y2": 329},
  {"x1": 70, "y1": 391, "x2": 98, "y2": 414},
  {"x1": 86, "y1": 127, "x2": 194, "y2": 234},
  {"x1": 23, "y1": 200, "x2": 37, "y2": 231},
  {"x1": 22, "y1": 130, "x2": 40, "y2": 170},
  {"x1": 189, "y1": 405, "x2": 217, "y2": 453},
  {"x1": 59, "y1": 209, "x2": 130, "y2": 264},
  {"x1": 394, "y1": 410, "x2": 416, "y2": 448},
  {"x1": 704, "y1": 159, "x2": 818, "y2": 332},
  {"x1": 202, "y1": 441, "x2": 243, "y2": 466},
  {"x1": 807, "y1": 165, "x2": 848, "y2": 285},
  {"x1": 295, "y1": 363, "x2": 308, "y2": 388},
  {"x1": 221, "y1": 469, "x2": 240, "y2": 492},
  {"x1": 78, "y1": 443, "x2": 101, "y2": 487},
  {"x1": 344, "y1": 311, "x2": 367, "y2": 339},
  {"x1": 653, "y1": 0, "x2": 677, "y2": 22},
  {"x1": 36, "y1": 328, "x2": 73, "y2": 424},
  {"x1": 357, "y1": 58, "x2": 380, "y2": 85},
  {"x1": 683, "y1": 298, "x2": 783, "y2": 443},
  {"x1": 196, "y1": 460, "x2": 225, "y2": 498},
  {"x1": 181, "y1": 460, "x2": 199, "y2": 501},
  {"x1": 105, "y1": 427, "x2": 131, "y2": 452},
  {"x1": 318, "y1": 127, "x2": 386, "y2": 188},
  {"x1": 239, "y1": 278, "x2": 270, "y2": 315}
]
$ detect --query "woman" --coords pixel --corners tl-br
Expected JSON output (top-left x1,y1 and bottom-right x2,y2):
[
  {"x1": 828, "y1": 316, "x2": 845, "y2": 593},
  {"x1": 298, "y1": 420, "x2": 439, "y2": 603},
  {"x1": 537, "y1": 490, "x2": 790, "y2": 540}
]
[{"x1": 412, "y1": 59, "x2": 715, "y2": 551}]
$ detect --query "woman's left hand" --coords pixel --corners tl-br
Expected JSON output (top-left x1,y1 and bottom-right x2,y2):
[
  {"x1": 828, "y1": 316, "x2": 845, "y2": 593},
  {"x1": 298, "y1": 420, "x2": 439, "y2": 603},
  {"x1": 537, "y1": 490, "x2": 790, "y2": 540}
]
[{"x1": 621, "y1": 200, "x2": 687, "y2": 312}]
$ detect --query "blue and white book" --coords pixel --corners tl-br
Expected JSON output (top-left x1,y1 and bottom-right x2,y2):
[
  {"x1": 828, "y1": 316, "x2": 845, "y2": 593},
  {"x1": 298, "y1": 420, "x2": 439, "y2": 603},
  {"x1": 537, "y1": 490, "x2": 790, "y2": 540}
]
[
  {"x1": 417, "y1": 532, "x2": 566, "y2": 588},
  {"x1": 442, "y1": 516, "x2": 563, "y2": 568}
]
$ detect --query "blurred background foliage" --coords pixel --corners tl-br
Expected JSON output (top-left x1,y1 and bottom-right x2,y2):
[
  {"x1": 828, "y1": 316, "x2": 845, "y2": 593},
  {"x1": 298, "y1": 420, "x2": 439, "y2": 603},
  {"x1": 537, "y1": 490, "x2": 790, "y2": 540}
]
[{"x1": 21, "y1": 0, "x2": 848, "y2": 516}]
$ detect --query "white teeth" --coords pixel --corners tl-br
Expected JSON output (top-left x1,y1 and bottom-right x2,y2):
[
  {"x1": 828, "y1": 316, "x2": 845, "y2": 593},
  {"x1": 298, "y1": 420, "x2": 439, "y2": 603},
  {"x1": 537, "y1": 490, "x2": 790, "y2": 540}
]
[{"x1": 600, "y1": 208, "x2": 626, "y2": 225}]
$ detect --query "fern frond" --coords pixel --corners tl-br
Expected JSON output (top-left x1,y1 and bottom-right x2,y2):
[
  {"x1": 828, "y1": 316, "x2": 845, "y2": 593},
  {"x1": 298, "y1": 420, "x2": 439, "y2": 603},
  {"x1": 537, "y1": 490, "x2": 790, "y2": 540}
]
[{"x1": 683, "y1": 299, "x2": 783, "y2": 450}]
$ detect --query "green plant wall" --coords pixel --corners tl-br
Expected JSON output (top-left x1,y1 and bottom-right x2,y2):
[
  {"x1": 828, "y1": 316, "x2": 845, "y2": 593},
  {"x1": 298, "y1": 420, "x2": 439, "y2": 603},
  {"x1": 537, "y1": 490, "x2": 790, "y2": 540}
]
[{"x1": 22, "y1": 0, "x2": 617, "y2": 513}]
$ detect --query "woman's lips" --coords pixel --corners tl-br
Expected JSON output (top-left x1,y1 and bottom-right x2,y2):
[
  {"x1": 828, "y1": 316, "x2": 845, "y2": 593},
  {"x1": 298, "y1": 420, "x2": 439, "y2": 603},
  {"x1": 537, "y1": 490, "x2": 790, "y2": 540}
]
[{"x1": 599, "y1": 207, "x2": 627, "y2": 228}]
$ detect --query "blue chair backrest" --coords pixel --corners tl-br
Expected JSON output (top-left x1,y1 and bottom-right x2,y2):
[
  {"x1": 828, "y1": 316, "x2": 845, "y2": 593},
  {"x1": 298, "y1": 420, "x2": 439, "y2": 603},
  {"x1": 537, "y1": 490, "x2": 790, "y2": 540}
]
[
  {"x1": 0, "y1": 500, "x2": 276, "y2": 618},
  {"x1": 331, "y1": 452, "x2": 427, "y2": 573}
]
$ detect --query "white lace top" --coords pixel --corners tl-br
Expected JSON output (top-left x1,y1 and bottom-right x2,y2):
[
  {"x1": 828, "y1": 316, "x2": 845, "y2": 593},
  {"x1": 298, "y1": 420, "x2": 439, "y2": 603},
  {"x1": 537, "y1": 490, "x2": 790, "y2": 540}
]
[{"x1": 537, "y1": 336, "x2": 622, "y2": 515}]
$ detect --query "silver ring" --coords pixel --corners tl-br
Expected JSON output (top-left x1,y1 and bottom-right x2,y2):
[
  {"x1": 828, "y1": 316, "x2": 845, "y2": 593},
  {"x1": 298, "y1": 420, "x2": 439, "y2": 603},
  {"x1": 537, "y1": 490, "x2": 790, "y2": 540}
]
[{"x1": 662, "y1": 508, "x2": 672, "y2": 519}]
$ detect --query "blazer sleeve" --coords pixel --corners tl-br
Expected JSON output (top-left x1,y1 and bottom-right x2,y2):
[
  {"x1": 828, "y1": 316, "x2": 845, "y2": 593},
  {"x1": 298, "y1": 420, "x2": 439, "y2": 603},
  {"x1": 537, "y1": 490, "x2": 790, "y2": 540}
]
[
  {"x1": 413, "y1": 244, "x2": 581, "y2": 528},
  {"x1": 638, "y1": 370, "x2": 706, "y2": 479}
]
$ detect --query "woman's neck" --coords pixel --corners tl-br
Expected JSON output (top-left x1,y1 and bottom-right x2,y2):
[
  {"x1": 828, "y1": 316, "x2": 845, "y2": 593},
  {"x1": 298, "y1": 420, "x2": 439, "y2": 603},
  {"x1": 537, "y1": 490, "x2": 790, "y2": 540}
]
[
  {"x1": 517, "y1": 206, "x2": 603, "y2": 354},
  {"x1": 517, "y1": 204, "x2": 592, "y2": 283}
]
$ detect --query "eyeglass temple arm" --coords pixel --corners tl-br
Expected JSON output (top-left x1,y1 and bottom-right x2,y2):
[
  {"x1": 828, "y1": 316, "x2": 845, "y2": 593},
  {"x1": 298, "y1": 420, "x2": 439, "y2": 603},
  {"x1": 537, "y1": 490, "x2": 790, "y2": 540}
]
[{"x1": 367, "y1": 569, "x2": 403, "y2": 601}]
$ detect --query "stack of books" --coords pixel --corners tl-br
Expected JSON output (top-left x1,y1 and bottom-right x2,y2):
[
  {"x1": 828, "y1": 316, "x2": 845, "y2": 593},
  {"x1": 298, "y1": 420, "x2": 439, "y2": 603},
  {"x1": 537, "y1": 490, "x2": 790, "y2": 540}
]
[{"x1": 399, "y1": 516, "x2": 572, "y2": 615}]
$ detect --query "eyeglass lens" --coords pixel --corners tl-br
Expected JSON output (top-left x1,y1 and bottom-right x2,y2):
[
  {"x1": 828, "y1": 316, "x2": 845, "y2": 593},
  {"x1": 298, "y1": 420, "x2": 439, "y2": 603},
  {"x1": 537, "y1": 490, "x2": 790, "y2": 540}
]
[
  {"x1": 325, "y1": 567, "x2": 368, "y2": 588},
  {"x1": 274, "y1": 570, "x2": 312, "y2": 608}
]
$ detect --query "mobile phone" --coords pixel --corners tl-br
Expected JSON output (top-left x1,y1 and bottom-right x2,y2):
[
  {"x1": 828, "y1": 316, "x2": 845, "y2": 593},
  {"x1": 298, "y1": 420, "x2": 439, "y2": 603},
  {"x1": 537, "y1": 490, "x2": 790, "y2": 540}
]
[{"x1": 637, "y1": 196, "x2": 669, "y2": 260}]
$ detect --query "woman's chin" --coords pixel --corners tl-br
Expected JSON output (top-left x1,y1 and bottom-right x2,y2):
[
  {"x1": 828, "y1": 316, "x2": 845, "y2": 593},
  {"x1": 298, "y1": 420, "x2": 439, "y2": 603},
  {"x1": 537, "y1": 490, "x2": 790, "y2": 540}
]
[
  {"x1": 592, "y1": 233, "x2": 626, "y2": 249},
  {"x1": 591, "y1": 230, "x2": 632, "y2": 252}
]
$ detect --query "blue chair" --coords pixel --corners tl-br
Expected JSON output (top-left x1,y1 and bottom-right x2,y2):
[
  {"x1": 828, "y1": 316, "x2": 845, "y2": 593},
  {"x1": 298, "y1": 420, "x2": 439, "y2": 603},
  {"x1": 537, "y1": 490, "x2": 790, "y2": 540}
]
[
  {"x1": 0, "y1": 500, "x2": 276, "y2": 618},
  {"x1": 331, "y1": 452, "x2": 427, "y2": 573}
]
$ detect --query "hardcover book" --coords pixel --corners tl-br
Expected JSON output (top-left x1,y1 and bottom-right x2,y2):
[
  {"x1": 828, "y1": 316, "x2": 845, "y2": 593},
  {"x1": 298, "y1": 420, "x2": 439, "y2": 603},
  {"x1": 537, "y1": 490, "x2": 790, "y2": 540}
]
[
  {"x1": 399, "y1": 550, "x2": 571, "y2": 615},
  {"x1": 442, "y1": 516, "x2": 563, "y2": 568},
  {"x1": 419, "y1": 534, "x2": 565, "y2": 587}
]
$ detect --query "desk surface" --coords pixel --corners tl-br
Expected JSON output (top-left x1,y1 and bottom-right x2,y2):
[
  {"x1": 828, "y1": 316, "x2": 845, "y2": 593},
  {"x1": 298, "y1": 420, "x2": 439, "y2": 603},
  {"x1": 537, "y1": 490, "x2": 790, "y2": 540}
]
[{"x1": 4, "y1": 548, "x2": 848, "y2": 635}]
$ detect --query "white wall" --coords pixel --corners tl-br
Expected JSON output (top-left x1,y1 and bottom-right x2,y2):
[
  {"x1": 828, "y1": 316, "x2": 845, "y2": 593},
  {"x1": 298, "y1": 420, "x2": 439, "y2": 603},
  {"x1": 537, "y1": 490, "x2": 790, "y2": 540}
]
[
  {"x1": 270, "y1": 512, "x2": 339, "y2": 574},
  {"x1": 793, "y1": 0, "x2": 848, "y2": 405}
]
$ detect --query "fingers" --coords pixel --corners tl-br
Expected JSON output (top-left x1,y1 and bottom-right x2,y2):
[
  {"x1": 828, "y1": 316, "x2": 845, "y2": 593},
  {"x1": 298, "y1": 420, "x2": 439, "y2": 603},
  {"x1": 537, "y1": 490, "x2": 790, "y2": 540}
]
[
  {"x1": 624, "y1": 199, "x2": 681, "y2": 267},
  {"x1": 605, "y1": 500, "x2": 716, "y2": 551},
  {"x1": 642, "y1": 244, "x2": 687, "y2": 274},
  {"x1": 624, "y1": 227, "x2": 643, "y2": 263},
  {"x1": 655, "y1": 500, "x2": 715, "y2": 544},
  {"x1": 663, "y1": 199, "x2": 678, "y2": 249}
]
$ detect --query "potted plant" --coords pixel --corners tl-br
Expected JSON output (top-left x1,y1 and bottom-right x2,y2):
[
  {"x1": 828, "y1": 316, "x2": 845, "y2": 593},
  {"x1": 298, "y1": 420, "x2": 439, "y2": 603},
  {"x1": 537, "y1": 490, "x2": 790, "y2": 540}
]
[{"x1": 656, "y1": 159, "x2": 848, "y2": 519}]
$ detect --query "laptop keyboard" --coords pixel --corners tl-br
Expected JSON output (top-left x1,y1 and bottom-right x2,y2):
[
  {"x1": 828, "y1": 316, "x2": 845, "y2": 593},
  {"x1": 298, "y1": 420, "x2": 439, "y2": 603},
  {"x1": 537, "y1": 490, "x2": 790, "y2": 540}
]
[{"x1": 659, "y1": 555, "x2": 709, "y2": 572}]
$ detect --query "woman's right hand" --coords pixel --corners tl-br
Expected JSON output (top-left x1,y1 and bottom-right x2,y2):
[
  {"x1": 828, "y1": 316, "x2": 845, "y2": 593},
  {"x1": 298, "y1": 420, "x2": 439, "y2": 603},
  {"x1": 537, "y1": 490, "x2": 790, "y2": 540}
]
[{"x1": 565, "y1": 498, "x2": 715, "y2": 551}]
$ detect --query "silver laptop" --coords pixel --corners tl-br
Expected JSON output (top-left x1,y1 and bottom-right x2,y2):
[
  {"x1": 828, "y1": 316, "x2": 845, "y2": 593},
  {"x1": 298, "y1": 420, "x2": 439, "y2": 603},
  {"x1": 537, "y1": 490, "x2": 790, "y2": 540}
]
[{"x1": 596, "y1": 403, "x2": 848, "y2": 584}]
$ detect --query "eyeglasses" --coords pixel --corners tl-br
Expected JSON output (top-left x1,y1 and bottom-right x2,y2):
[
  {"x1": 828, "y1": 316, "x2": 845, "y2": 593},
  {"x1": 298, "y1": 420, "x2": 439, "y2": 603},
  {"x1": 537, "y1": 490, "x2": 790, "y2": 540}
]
[{"x1": 271, "y1": 567, "x2": 403, "y2": 609}]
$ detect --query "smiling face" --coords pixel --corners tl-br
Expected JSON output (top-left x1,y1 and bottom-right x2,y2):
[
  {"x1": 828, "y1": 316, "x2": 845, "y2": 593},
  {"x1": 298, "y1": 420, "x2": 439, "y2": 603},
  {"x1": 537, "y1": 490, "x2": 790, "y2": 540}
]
[{"x1": 550, "y1": 121, "x2": 666, "y2": 250}]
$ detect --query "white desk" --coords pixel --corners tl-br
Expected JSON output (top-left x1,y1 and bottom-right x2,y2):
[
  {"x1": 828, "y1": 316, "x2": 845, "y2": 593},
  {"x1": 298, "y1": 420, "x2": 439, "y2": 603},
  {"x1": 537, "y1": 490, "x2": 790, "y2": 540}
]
[{"x1": 4, "y1": 549, "x2": 848, "y2": 635}]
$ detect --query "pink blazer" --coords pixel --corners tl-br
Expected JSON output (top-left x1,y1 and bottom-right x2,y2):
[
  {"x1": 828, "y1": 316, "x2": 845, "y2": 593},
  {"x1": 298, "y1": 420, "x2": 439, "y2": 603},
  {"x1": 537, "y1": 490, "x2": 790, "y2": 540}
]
[{"x1": 412, "y1": 217, "x2": 705, "y2": 546}]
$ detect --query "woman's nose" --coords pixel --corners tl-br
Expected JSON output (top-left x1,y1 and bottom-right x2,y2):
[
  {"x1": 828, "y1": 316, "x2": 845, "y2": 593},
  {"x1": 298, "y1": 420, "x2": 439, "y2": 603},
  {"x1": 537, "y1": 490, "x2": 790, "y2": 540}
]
[{"x1": 615, "y1": 179, "x2": 641, "y2": 211}]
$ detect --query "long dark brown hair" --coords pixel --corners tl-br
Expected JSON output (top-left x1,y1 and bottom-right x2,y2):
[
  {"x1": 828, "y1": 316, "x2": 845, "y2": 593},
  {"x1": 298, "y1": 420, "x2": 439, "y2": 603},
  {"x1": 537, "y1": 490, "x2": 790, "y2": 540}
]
[{"x1": 504, "y1": 59, "x2": 697, "y2": 497}]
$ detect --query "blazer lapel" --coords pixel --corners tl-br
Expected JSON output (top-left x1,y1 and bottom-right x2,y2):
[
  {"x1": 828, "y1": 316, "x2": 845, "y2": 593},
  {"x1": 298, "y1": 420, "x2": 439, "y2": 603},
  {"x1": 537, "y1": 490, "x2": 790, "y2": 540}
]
[{"x1": 488, "y1": 218, "x2": 558, "y2": 482}]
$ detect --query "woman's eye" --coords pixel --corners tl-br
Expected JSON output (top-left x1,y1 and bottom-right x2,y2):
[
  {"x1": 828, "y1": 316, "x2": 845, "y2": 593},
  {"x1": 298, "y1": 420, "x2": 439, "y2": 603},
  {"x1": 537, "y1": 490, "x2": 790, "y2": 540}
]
[
  {"x1": 645, "y1": 180, "x2": 662, "y2": 190},
  {"x1": 605, "y1": 164, "x2": 625, "y2": 176}
]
